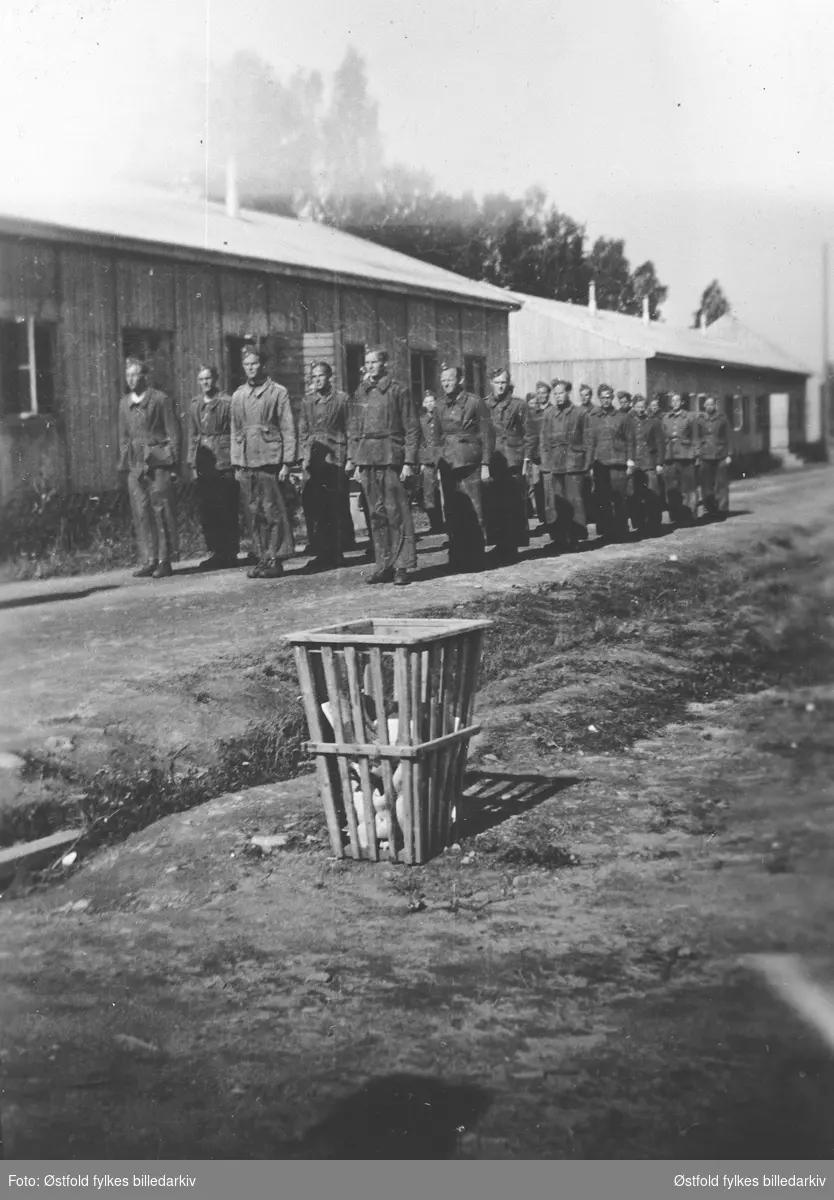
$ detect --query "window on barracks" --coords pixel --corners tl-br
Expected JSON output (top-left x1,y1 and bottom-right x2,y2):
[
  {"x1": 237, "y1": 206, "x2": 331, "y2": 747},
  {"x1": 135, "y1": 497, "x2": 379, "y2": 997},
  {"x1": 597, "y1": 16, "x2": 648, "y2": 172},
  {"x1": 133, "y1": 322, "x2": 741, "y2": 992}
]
[
  {"x1": 464, "y1": 354, "x2": 487, "y2": 398},
  {"x1": 729, "y1": 394, "x2": 748, "y2": 433},
  {"x1": 410, "y1": 350, "x2": 438, "y2": 402},
  {"x1": 0, "y1": 318, "x2": 57, "y2": 417},
  {"x1": 345, "y1": 343, "x2": 366, "y2": 397},
  {"x1": 755, "y1": 395, "x2": 770, "y2": 435},
  {"x1": 123, "y1": 329, "x2": 175, "y2": 396}
]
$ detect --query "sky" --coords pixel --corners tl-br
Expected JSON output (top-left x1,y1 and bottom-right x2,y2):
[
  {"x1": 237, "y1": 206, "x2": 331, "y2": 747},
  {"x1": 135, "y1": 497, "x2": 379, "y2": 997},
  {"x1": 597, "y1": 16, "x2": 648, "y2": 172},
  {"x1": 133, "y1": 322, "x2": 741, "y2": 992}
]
[{"x1": 1, "y1": 0, "x2": 832, "y2": 376}]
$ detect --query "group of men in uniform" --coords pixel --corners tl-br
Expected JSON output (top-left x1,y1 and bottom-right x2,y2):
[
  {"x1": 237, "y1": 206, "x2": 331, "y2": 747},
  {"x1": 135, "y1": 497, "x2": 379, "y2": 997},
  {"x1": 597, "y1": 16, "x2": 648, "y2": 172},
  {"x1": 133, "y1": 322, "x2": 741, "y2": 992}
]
[{"x1": 117, "y1": 344, "x2": 732, "y2": 584}]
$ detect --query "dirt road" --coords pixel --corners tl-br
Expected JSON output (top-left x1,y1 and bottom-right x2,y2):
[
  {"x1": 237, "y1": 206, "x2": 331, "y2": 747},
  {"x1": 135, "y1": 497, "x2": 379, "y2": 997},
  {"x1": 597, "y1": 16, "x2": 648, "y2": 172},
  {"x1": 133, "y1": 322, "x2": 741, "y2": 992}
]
[
  {"x1": 0, "y1": 470, "x2": 827, "y2": 811},
  {"x1": 2, "y1": 468, "x2": 834, "y2": 1159}
]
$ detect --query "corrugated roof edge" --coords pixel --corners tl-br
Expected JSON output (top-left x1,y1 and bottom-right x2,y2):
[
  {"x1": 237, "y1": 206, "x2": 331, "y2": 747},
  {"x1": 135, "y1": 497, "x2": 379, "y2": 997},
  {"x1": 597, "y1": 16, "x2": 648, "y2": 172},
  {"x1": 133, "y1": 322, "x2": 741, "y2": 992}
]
[
  {"x1": 0, "y1": 193, "x2": 522, "y2": 313},
  {"x1": 508, "y1": 291, "x2": 811, "y2": 377}
]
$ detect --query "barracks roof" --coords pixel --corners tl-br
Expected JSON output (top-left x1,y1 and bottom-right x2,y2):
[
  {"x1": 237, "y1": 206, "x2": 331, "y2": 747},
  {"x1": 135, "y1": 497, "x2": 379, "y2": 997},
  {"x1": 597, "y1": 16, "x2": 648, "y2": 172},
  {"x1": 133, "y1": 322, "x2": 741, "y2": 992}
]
[
  {"x1": 509, "y1": 292, "x2": 810, "y2": 376},
  {"x1": 0, "y1": 179, "x2": 520, "y2": 312}
]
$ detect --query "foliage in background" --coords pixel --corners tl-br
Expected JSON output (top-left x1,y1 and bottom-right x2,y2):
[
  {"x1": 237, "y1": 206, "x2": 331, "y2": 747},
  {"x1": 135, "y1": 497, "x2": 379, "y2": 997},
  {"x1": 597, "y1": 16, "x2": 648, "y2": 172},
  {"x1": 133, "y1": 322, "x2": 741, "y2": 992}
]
[{"x1": 693, "y1": 279, "x2": 731, "y2": 328}]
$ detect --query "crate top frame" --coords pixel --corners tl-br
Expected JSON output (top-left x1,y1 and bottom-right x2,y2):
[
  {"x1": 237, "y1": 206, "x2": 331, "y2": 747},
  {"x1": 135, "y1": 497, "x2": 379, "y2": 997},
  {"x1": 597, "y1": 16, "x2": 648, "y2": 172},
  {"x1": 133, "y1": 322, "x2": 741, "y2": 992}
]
[{"x1": 284, "y1": 617, "x2": 493, "y2": 647}]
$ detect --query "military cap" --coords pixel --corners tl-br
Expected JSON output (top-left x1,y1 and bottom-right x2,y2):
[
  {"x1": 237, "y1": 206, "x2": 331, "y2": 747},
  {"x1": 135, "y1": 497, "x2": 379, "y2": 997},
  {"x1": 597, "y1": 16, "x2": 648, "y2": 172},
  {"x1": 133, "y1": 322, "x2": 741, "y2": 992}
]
[
  {"x1": 631, "y1": 392, "x2": 646, "y2": 405},
  {"x1": 579, "y1": 382, "x2": 592, "y2": 395},
  {"x1": 616, "y1": 390, "x2": 631, "y2": 401},
  {"x1": 535, "y1": 380, "x2": 552, "y2": 392},
  {"x1": 598, "y1": 383, "x2": 613, "y2": 399},
  {"x1": 490, "y1": 365, "x2": 511, "y2": 380}
]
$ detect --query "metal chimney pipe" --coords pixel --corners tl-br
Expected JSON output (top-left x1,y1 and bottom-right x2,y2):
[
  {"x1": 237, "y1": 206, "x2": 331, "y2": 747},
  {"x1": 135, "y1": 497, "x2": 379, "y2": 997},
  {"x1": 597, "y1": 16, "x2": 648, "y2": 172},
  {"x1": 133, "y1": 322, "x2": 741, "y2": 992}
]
[
  {"x1": 642, "y1": 296, "x2": 650, "y2": 324},
  {"x1": 589, "y1": 282, "x2": 597, "y2": 314},
  {"x1": 226, "y1": 157, "x2": 240, "y2": 220}
]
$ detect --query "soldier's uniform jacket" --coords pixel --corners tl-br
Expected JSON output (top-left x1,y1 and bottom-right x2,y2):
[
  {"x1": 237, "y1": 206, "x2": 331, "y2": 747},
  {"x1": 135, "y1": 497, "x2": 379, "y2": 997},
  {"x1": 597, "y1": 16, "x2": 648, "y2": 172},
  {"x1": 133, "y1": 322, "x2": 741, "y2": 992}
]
[
  {"x1": 230, "y1": 377, "x2": 297, "y2": 470},
  {"x1": 347, "y1": 374, "x2": 420, "y2": 468},
  {"x1": 434, "y1": 390, "x2": 493, "y2": 468},
  {"x1": 187, "y1": 392, "x2": 233, "y2": 473},
  {"x1": 419, "y1": 410, "x2": 438, "y2": 466},
  {"x1": 587, "y1": 408, "x2": 636, "y2": 467},
  {"x1": 524, "y1": 404, "x2": 546, "y2": 464},
  {"x1": 298, "y1": 387, "x2": 349, "y2": 469},
  {"x1": 485, "y1": 392, "x2": 528, "y2": 469},
  {"x1": 539, "y1": 404, "x2": 591, "y2": 474},
  {"x1": 694, "y1": 410, "x2": 731, "y2": 460},
  {"x1": 631, "y1": 411, "x2": 666, "y2": 470},
  {"x1": 662, "y1": 409, "x2": 697, "y2": 462},
  {"x1": 118, "y1": 387, "x2": 181, "y2": 473}
]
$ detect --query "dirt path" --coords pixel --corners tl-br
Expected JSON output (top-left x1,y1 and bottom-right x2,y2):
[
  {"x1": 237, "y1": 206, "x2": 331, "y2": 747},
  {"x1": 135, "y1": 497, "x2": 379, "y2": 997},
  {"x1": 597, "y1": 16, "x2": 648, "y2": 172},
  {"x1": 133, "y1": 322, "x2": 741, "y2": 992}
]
[
  {"x1": 1, "y1": 471, "x2": 833, "y2": 1159},
  {"x1": 0, "y1": 470, "x2": 828, "y2": 813}
]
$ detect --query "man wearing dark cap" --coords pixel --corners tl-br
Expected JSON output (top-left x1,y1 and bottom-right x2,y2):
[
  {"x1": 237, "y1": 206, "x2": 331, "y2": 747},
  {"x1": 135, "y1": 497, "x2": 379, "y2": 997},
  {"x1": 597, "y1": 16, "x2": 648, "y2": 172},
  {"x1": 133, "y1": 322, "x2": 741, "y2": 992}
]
[
  {"x1": 662, "y1": 392, "x2": 698, "y2": 524},
  {"x1": 187, "y1": 364, "x2": 239, "y2": 571},
  {"x1": 539, "y1": 379, "x2": 590, "y2": 551},
  {"x1": 586, "y1": 383, "x2": 636, "y2": 541},
  {"x1": 118, "y1": 357, "x2": 181, "y2": 578},
  {"x1": 694, "y1": 395, "x2": 732, "y2": 520},
  {"x1": 576, "y1": 383, "x2": 596, "y2": 532},
  {"x1": 434, "y1": 364, "x2": 493, "y2": 572},
  {"x1": 616, "y1": 390, "x2": 632, "y2": 414},
  {"x1": 346, "y1": 346, "x2": 420, "y2": 586},
  {"x1": 483, "y1": 367, "x2": 530, "y2": 562},
  {"x1": 298, "y1": 361, "x2": 351, "y2": 572},
  {"x1": 627, "y1": 393, "x2": 665, "y2": 535},
  {"x1": 230, "y1": 345, "x2": 297, "y2": 579}
]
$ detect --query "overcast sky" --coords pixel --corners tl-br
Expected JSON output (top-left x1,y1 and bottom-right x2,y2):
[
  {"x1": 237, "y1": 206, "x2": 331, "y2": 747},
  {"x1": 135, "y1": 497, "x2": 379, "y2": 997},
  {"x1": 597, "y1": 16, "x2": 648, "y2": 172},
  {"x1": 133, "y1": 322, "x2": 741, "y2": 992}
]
[{"x1": 1, "y1": 0, "x2": 831, "y2": 374}]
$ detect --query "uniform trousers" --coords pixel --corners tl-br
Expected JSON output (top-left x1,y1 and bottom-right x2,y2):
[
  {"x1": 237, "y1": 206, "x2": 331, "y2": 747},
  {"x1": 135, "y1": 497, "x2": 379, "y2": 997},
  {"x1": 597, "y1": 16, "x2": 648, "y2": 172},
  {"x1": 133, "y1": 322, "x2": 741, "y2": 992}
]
[
  {"x1": 542, "y1": 471, "x2": 588, "y2": 548},
  {"x1": 592, "y1": 463, "x2": 630, "y2": 541},
  {"x1": 439, "y1": 463, "x2": 486, "y2": 570},
  {"x1": 628, "y1": 468, "x2": 664, "y2": 534},
  {"x1": 302, "y1": 462, "x2": 351, "y2": 560},
  {"x1": 237, "y1": 466, "x2": 295, "y2": 565},
  {"x1": 196, "y1": 470, "x2": 240, "y2": 560},
  {"x1": 664, "y1": 461, "x2": 698, "y2": 524},
  {"x1": 358, "y1": 466, "x2": 417, "y2": 572},
  {"x1": 698, "y1": 459, "x2": 730, "y2": 516},
  {"x1": 127, "y1": 467, "x2": 179, "y2": 565}
]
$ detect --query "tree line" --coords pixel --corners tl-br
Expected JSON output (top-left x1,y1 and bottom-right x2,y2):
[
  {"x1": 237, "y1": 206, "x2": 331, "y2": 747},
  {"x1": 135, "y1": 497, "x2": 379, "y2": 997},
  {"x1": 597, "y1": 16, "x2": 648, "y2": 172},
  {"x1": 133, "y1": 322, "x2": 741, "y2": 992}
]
[{"x1": 134, "y1": 46, "x2": 728, "y2": 325}]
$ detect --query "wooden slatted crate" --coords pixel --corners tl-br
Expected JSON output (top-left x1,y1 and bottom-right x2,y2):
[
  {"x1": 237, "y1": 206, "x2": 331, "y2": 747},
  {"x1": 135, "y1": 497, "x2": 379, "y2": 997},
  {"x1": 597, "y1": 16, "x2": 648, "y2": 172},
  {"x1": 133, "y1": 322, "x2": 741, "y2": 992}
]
[{"x1": 285, "y1": 618, "x2": 493, "y2": 865}]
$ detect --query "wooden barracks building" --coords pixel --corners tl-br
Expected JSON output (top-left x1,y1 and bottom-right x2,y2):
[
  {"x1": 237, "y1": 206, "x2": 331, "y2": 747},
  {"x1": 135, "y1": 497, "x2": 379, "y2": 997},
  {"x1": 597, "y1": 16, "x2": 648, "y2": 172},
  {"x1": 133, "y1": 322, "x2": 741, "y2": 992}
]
[
  {"x1": 0, "y1": 180, "x2": 518, "y2": 501},
  {"x1": 509, "y1": 289, "x2": 814, "y2": 469}
]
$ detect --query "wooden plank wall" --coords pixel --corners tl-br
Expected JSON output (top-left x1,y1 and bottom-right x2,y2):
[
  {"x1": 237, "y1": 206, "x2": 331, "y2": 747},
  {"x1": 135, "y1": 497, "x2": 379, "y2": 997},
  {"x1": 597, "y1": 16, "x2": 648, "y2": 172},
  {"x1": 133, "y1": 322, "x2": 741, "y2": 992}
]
[
  {"x1": 510, "y1": 358, "x2": 646, "y2": 403},
  {"x1": 341, "y1": 289, "x2": 378, "y2": 345},
  {"x1": 436, "y1": 303, "x2": 462, "y2": 370},
  {"x1": 60, "y1": 247, "x2": 120, "y2": 490},
  {"x1": 486, "y1": 310, "x2": 509, "y2": 373},
  {"x1": 174, "y1": 266, "x2": 223, "y2": 412},
  {"x1": 407, "y1": 299, "x2": 436, "y2": 349},
  {"x1": 461, "y1": 307, "x2": 487, "y2": 358},
  {"x1": 377, "y1": 294, "x2": 409, "y2": 383},
  {"x1": 0, "y1": 240, "x2": 59, "y2": 321}
]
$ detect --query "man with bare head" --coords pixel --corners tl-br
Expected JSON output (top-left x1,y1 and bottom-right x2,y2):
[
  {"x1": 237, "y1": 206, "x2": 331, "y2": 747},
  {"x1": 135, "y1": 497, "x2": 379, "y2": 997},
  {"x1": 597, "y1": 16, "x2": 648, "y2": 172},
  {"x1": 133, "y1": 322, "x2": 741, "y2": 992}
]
[
  {"x1": 418, "y1": 390, "x2": 444, "y2": 535},
  {"x1": 662, "y1": 392, "x2": 698, "y2": 524},
  {"x1": 539, "y1": 378, "x2": 590, "y2": 551},
  {"x1": 298, "y1": 361, "x2": 351, "y2": 572},
  {"x1": 118, "y1": 357, "x2": 181, "y2": 578},
  {"x1": 483, "y1": 366, "x2": 530, "y2": 563},
  {"x1": 230, "y1": 345, "x2": 297, "y2": 579},
  {"x1": 586, "y1": 383, "x2": 635, "y2": 542},
  {"x1": 627, "y1": 393, "x2": 665, "y2": 535},
  {"x1": 187, "y1": 364, "x2": 239, "y2": 571},
  {"x1": 434, "y1": 364, "x2": 493, "y2": 572},
  {"x1": 346, "y1": 346, "x2": 420, "y2": 586}
]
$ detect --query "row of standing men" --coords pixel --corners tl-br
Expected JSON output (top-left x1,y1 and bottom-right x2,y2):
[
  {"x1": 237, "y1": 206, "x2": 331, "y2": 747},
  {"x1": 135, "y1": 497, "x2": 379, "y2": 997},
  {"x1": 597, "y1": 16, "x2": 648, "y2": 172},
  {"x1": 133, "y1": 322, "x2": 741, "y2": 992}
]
[{"x1": 117, "y1": 345, "x2": 732, "y2": 583}]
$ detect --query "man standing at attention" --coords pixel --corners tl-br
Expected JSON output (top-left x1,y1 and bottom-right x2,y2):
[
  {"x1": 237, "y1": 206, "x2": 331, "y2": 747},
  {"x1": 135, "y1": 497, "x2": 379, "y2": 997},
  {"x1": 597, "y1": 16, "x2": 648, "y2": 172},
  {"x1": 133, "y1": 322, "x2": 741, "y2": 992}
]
[
  {"x1": 187, "y1": 364, "x2": 239, "y2": 572},
  {"x1": 298, "y1": 361, "x2": 350, "y2": 572},
  {"x1": 539, "y1": 379, "x2": 590, "y2": 551},
  {"x1": 118, "y1": 357, "x2": 181, "y2": 579},
  {"x1": 434, "y1": 364, "x2": 493, "y2": 572},
  {"x1": 694, "y1": 395, "x2": 732, "y2": 520},
  {"x1": 627, "y1": 393, "x2": 665, "y2": 535},
  {"x1": 587, "y1": 383, "x2": 636, "y2": 542},
  {"x1": 230, "y1": 345, "x2": 297, "y2": 579},
  {"x1": 662, "y1": 392, "x2": 699, "y2": 525},
  {"x1": 418, "y1": 390, "x2": 445, "y2": 535},
  {"x1": 484, "y1": 367, "x2": 530, "y2": 563},
  {"x1": 346, "y1": 346, "x2": 420, "y2": 586}
]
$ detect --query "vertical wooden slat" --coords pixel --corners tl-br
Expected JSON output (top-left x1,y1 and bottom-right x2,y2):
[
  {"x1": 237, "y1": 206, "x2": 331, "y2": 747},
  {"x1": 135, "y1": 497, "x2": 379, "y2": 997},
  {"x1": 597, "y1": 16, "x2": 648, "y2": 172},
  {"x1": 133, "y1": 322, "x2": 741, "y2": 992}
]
[
  {"x1": 394, "y1": 648, "x2": 414, "y2": 862},
  {"x1": 293, "y1": 646, "x2": 343, "y2": 857},
  {"x1": 344, "y1": 645, "x2": 379, "y2": 861},
  {"x1": 369, "y1": 648, "x2": 399, "y2": 861},
  {"x1": 426, "y1": 644, "x2": 443, "y2": 856},
  {"x1": 321, "y1": 645, "x2": 362, "y2": 859},
  {"x1": 409, "y1": 649, "x2": 424, "y2": 861},
  {"x1": 439, "y1": 639, "x2": 457, "y2": 735}
]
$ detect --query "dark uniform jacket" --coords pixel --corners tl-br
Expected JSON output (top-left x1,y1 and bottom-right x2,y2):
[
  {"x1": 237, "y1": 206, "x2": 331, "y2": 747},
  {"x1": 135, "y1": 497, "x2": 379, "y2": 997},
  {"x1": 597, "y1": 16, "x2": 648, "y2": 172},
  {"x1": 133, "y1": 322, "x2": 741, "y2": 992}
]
[
  {"x1": 419, "y1": 411, "x2": 438, "y2": 466},
  {"x1": 539, "y1": 404, "x2": 591, "y2": 474},
  {"x1": 230, "y1": 377, "x2": 297, "y2": 469},
  {"x1": 662, "y1": 409, "x2": 697, "y2": 462},
  {"x1": 348, "y1": 374, "x2": 420, "y2": 468},
  {"x1": 187, "y1": 392, "x2": 233, "y2": 473},
  {"x1": 485, "y1": 392, "x2": 528, "y2": 469},
  {"x1": 631, "y1": 412, "x2": 666, "y2": 471},
  {"x1": 298, "y1": 387, "x2": 349, "y2": 469},
  {"x1": 524, "y1": 405, "x2": 547, "y2": 464},
  {"x1": 434, "y1": 390, "x2": 493, "y2": 469},
  {"x1": 694, "y1": 411, "x2": 731, "y2": 460},
  {"x1": 588, "y1": 408, "x2": 636, "y2": 467},
  {"x1": 118, "y1": 387, "x2": 181, "y2": 473}
]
